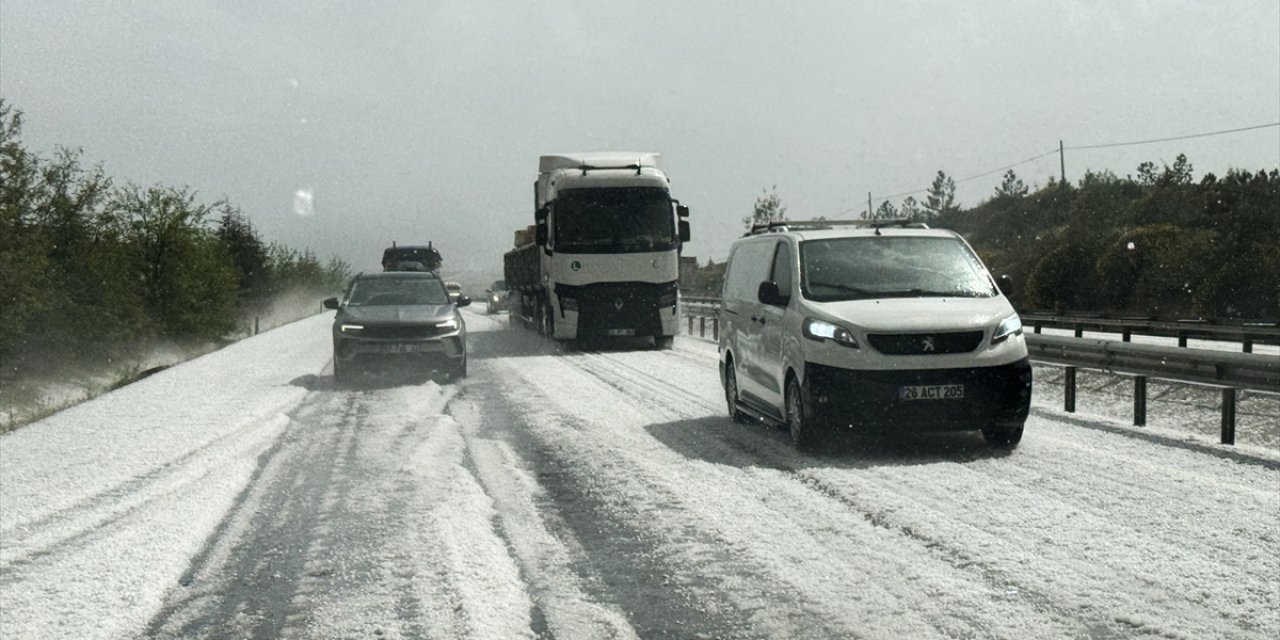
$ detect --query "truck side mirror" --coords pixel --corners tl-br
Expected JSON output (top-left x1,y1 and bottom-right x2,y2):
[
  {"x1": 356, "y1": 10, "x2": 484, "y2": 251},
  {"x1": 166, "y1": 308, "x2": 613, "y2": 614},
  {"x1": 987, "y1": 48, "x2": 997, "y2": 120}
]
[
  {"x1": 757, "y1": 281, "x2": 788, "y2": 306},
  {"x1": 535, "y1": 207, "x2": 549, "y2": 246},
  {"x1": 676, "y1": 204, "x2": 690, "y2": 218},
  {"x1": 678, "y1": 220, "x2": 691, "y2": 243}
]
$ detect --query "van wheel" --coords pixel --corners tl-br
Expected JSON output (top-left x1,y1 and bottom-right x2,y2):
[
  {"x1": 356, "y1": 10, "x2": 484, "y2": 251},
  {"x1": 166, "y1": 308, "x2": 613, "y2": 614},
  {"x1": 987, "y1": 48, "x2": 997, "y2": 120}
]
[
  {"x1": 786, "y1": 376, "x2": 823, "y2": 451},
  {"x1": 982, "y1": 426, "x2": 1023, "y2": 449},
  {"x1": 724, "y1": 360, "x2": 750, "y2": 424}
]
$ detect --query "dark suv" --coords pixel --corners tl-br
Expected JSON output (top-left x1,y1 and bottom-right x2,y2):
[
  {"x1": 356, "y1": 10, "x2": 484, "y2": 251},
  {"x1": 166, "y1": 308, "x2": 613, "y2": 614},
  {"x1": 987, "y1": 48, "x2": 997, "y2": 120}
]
[{"x1": 324, "y1": 272, "x2": 469, "y2": 382}]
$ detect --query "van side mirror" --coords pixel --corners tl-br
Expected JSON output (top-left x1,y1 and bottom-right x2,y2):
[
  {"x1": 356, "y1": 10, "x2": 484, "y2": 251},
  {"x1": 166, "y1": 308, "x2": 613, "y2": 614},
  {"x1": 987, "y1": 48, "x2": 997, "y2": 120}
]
[
  {"x1": 323, "y1": 297, "x2": 340, "y2": 310},
  {"x1": 678, "y1": 220, "x2": 691, "y2": 242},
  {"x1": 996, "y1": 274, "x2": 1015, "y2": 296},
  {"x1": 757, "y1": 281, "x2": 788, "y2": 306}
]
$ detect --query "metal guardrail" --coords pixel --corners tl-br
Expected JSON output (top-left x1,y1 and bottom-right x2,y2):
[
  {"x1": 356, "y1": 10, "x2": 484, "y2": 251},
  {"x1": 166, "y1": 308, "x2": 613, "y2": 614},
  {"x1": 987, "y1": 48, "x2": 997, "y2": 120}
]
[
  {"x1": 1022, "y1": 313, "x2": 1280, "y2": 351},
  {"x1": 679, "y1": 296, "x2": 1278, "y2": 445}
]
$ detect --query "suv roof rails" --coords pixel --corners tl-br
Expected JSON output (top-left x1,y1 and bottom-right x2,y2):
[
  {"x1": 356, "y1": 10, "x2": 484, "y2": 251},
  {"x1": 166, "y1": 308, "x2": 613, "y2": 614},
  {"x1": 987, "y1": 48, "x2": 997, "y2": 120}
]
[{"x1": 746, "y1": 218, "x2": 928, "y2": 236}]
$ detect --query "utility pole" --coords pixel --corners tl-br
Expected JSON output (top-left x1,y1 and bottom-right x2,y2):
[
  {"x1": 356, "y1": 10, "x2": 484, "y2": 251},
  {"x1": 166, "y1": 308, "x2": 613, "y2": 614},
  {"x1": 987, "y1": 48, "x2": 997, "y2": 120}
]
[
  {"x1": 867, "y1": 192, "x2": 873, "y2": 219},
  {"x1": 1059, "y1": 140, "x2": 1066, "y2": 185}
]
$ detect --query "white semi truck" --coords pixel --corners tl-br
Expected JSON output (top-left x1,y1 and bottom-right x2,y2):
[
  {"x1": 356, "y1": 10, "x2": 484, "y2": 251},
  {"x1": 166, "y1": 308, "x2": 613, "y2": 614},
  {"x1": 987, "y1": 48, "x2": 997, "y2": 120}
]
[{"x1": 504, "y1": 152, "x2": 691, "y2": 347}]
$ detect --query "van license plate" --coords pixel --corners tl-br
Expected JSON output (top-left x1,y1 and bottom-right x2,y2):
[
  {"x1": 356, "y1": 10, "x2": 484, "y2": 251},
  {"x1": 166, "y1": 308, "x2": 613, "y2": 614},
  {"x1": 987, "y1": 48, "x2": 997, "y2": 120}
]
[
  {"x1": 899, "y1": 384, "x2": 964, "y2": 401},
  {"x1": 607, "y1": 329, "x2": 636, "y2": 336}
]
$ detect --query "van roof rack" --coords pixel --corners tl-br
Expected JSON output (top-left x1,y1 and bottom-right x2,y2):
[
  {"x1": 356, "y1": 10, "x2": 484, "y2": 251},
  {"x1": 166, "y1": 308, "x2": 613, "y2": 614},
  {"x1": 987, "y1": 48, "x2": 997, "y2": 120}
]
[{"x1": 747, "y1": 218, "x2": 928, "y2": 236}]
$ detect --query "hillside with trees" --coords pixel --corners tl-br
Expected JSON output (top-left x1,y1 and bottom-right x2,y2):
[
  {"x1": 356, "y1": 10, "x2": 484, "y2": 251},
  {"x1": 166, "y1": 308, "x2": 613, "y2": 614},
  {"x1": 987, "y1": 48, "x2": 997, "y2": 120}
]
[
  {"x1": 1, "y1": 101, "x2": 350, "y2": 427},
  {"x1": 934, "y1": 159, "x2": 1279, "y2": 319}
]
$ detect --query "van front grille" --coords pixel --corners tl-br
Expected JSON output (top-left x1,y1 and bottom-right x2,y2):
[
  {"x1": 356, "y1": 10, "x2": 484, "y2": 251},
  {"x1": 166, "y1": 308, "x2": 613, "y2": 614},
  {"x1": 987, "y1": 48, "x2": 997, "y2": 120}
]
[{"x1": 867, "y1": 331, "x2": 984, "y2": 355}]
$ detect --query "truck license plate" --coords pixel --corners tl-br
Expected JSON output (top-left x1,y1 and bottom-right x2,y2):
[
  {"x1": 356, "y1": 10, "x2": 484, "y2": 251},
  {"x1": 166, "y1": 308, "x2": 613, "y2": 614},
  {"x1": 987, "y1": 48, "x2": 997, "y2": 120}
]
[
  {"x1": 899, "y1": 384, "x2": 964, "y2": 401},
  {"x1": 607, "y1": 329, "x2": 636, "y2": 336}
]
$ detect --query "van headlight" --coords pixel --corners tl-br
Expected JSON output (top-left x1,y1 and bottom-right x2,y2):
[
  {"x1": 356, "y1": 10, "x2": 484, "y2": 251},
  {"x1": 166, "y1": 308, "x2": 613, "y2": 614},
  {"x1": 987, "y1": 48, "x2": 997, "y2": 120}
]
[
  {"x1": 992, "y1": 314, "x2": 1023, "y2": 344},
  {"x1": 802, "y1": 318, "x2": 859, "y2": 348}
]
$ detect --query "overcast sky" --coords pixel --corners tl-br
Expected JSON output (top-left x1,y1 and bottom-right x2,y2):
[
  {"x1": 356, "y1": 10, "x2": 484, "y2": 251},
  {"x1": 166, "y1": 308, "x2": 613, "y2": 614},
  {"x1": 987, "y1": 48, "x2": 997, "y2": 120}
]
[{"x1": 3, "y1": 1, "x2": 1277, "y2": 276}]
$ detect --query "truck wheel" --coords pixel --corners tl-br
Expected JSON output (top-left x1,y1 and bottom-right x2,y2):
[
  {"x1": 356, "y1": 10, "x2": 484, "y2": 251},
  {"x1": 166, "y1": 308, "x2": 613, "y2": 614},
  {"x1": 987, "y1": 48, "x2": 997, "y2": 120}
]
[
  {"x1": 541, "y1": 303, "x2": 555, "y2": 338},
  {"x1": 533, "y1": 300, "x2": 546, "y2": 335},
  {"x1": 786, "y1": 376, "x2": 823, "y2": 452},
  {"x1": 655, "y1": 336, "x2": 675, "y2": 350}
]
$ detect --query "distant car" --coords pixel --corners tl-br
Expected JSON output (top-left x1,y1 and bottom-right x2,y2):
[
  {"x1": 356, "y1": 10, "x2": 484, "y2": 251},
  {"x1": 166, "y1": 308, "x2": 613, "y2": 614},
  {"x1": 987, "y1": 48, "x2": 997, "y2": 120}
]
[
  {"x1": 485, "y1": 280, "x2": 509, "y2": 314},
  {"x1": 444, "y1": 281, "x2": 463, "y2": 302},
  {"x1": 382, "y1": 244, "x2": 442, "y2": 273},
  {"x1": 324, "y1": 272, "x2": 469, "y2": 382}
]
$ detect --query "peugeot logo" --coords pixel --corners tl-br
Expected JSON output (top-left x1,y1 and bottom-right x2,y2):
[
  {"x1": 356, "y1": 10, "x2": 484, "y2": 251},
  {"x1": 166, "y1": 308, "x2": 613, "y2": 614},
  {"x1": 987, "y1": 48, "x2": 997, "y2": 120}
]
[
  {"x1": 921, "y1": 336, "x2": 936, "y2": 352},
  {"x1": 614, "y1": 299, "x2": 624, "y2": 311}
]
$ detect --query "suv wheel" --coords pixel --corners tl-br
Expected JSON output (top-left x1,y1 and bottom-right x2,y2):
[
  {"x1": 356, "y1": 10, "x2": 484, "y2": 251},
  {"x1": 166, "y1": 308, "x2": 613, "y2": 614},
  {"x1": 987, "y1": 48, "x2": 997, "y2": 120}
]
[{"x1": 786, "y1": 376, "x2": 822, "y2": 451}]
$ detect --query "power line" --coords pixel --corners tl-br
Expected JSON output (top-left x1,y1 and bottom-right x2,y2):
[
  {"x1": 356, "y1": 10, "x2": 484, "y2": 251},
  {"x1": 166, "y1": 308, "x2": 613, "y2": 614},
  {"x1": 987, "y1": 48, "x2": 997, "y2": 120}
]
[
  {"x1": 1067, "y1": 122, "x2": 1280, "y2": 151},
  {"x1": 843, "y1": 121, "x2": 1280, "y2": 217}
]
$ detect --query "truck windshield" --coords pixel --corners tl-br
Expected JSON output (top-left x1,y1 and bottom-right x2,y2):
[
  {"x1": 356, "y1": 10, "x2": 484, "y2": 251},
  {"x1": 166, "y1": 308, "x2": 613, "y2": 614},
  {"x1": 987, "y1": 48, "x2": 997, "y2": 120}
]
[
  {"x1": 553, "y1": 188, "x2": 676, "y2": 254},
  {"x1": 800, "y1": 236, "x2": 997, "y2": 302}
]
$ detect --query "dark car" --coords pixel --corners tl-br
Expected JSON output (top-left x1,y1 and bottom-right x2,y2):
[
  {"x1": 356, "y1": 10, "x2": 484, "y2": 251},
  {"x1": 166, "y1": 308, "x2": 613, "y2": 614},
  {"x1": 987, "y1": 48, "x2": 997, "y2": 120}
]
[
  {"x1": 381, "y1": 243, "x2": 443, "y2": 272},
  {"x1": 484, "y1": 280, "x2": 509, "y2": 314},
  {"x1": 323, "y1": 272, "x2": 469, "y2": 383}
]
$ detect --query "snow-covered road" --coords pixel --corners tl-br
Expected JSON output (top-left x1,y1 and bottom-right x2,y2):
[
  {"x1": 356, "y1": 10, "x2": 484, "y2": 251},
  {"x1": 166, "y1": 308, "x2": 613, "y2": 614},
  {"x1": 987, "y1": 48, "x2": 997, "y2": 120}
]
[{"x1": 1, "y1": 310, "x2": 1277, "y2": 639}]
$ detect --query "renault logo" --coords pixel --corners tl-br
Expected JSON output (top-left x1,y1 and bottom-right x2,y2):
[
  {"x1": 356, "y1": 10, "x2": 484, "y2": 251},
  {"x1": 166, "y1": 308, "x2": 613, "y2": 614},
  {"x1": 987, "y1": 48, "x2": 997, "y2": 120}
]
[{"x1": 921, "y1": 336, "x2": 936, "y2": 352}]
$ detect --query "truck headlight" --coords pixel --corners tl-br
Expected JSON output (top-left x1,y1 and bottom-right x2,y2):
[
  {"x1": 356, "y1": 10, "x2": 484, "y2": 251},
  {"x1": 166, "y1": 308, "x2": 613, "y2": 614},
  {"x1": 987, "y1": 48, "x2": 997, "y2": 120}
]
[
  {"x1": 802, "y1": 318, "x2": 859, "y2": 348},
  {"x1": 992, "y1": 314, "x2": 1023, "y2": 344},
  {"x1": 339, "y1": 323, "x2": 364, "y2": 334}
]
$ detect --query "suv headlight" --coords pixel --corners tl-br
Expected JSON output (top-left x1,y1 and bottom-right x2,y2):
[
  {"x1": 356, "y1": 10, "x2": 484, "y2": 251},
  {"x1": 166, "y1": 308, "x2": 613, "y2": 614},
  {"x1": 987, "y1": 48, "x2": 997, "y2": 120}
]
[
  {"x1": 339, "y1": 323, "x2": 364, "y2": 334},
  {"x1": 436, "y1": 317, "x2": 460, "y2": 331},
  {"x1": 802, "y1": 318, "x2": 859, "y2": 348},
  {"x1": 992, "y1": 313, "x2": 1023, "y2": 344}
]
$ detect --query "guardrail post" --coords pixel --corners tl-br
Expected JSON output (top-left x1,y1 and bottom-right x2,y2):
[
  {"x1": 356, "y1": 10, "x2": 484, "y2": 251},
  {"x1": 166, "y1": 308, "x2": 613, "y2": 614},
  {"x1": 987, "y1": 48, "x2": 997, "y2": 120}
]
[
  {"x1": 1122, "y1": 328, "x2": 1131, "y2": 342},
  {"x1": 1064, "y1": 366, "x2": 1077, "y2": 413},
  {"x1": 1133, "y1": 376, "x2": 1147, "y2": 426},
  {"x1": 688, "y1": 315, "x2": 694, "y2": 335},
  {"x1": 1074, "y1": 324, "x2": 1083, "y2": 338},
  {"x1": 699, "y1": 317, "x2": 706, "y2": 338},
  {"x1": 1033, "y1": 321, "x2": 1042, "y2": 334},
  {"x1": 713, "y1": 318, "x2": 719, "y2": 341},
  {"x1": 1177, "y1": 331, "x2": 1187, "y2": 348},
  {"x1": 1220, "y1": 388, "x2": 1236, "y2": 445},
  {"x1": 1243, "y1": 338, "x2": 1253, "y2": 354}
]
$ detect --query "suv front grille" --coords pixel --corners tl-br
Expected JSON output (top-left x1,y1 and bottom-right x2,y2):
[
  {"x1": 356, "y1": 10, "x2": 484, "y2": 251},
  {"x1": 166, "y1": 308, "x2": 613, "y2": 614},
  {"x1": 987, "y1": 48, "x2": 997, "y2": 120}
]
[
  {"x1": 359, "y1": 324, "x2": 443, "y2": 339},
  {"x1": 867, "y1": 331, "x2": 984, "y2": 355}
]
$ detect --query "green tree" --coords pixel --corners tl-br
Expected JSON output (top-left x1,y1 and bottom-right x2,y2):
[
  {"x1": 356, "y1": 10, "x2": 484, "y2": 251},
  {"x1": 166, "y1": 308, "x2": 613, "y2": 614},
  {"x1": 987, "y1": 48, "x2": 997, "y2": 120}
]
[
  {"x1": 994, "y1": 169, "x2": 1028, "y2": 199},
  {"x1": 900, "y1": 196, "x2": 923, "y2": 222},
  {"x1": 923, "y1": 170, "x2": 957, "y2": 221},
  {"x1": 743, "y1": 185, "x2": 787, "y2": 229},
  {"x1": 866, "y1": 200, "x2": 898, "y2": 220}
]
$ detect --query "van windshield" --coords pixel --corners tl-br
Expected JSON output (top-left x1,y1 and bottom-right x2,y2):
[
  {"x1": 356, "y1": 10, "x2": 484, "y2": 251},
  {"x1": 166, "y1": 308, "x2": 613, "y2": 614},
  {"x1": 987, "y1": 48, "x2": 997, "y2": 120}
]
[
  {"x1": 553, "y1": 187, "x2": 676, "y2": 253},
  {"x1": 800, "y1": 236, "x2": 997, "y2": 302}
]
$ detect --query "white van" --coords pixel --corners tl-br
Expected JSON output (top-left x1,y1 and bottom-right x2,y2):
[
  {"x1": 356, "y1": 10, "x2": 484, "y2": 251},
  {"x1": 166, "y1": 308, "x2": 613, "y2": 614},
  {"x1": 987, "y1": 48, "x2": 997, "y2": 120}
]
[{"x1": 718, "y1": 219, "x2": 1031, "y2": 450}]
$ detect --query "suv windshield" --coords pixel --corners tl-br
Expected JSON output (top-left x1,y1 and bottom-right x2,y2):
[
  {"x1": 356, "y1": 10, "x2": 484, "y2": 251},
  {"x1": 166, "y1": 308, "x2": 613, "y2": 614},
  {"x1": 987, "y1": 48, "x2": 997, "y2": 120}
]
[
  {"x1": 553, "y1": 187, "x2": 676, "y2": 254},
  {"x1": 347, "y1": 278, "x2": 450, "y2": 306},
  {"x1": 800, "y1": 236, "x2": 997, "y2": 302}
]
